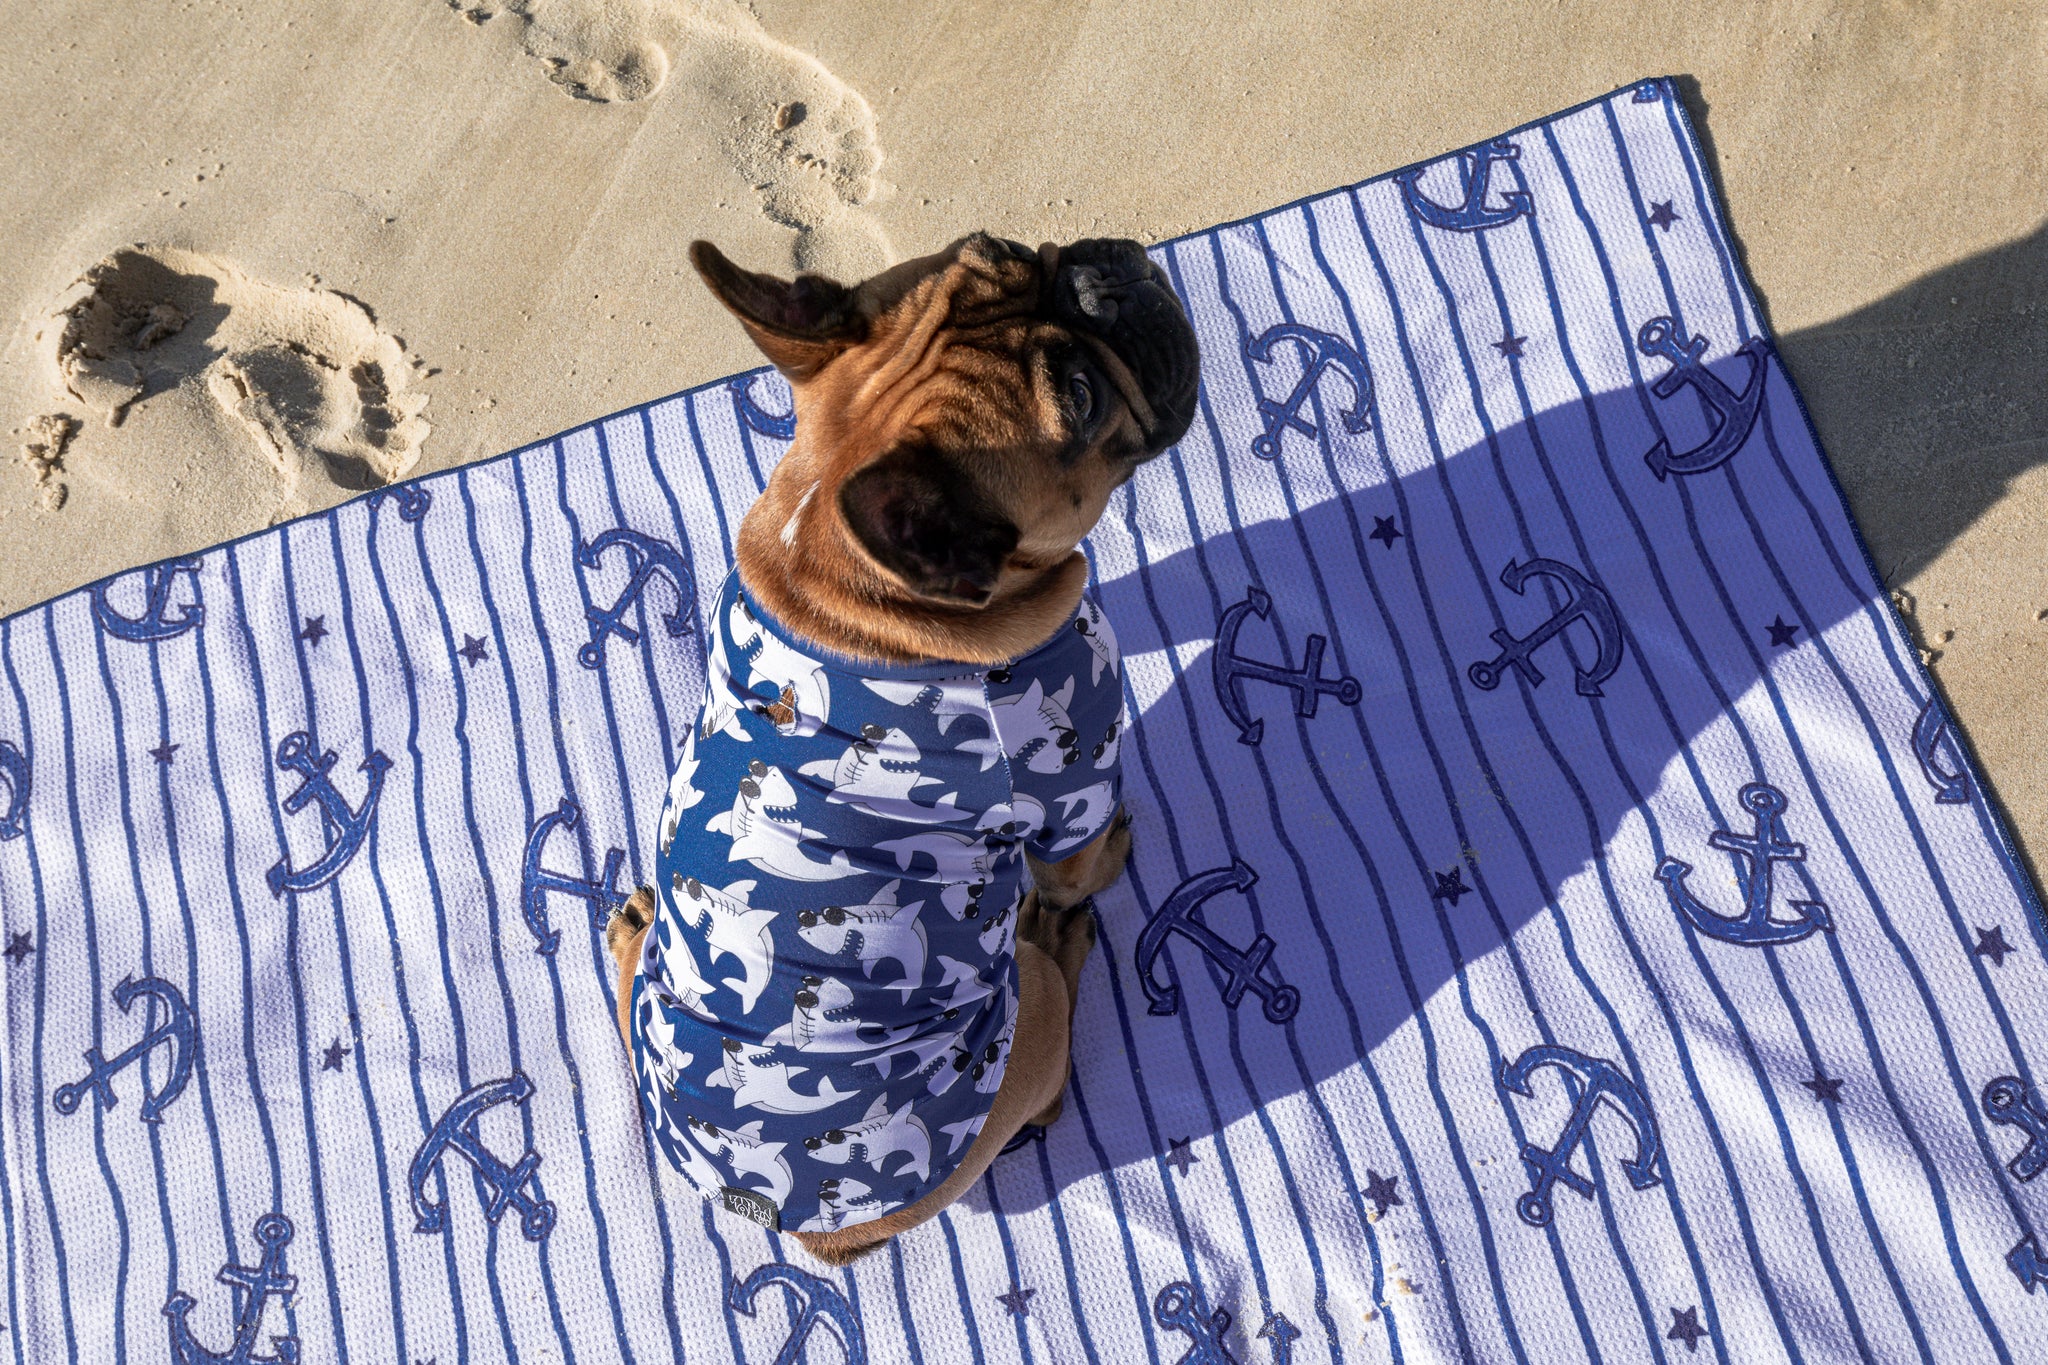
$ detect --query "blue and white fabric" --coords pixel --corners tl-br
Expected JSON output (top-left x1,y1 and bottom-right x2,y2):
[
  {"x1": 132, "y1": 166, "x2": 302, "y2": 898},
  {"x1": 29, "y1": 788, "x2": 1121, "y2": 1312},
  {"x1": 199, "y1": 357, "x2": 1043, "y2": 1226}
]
[
  {"x1": 634, "y1": 567, "x2": 1124, "y2": 1234},
  {"x1": 2, "y1": 77, "x2": 2045, "y2": 1364}
]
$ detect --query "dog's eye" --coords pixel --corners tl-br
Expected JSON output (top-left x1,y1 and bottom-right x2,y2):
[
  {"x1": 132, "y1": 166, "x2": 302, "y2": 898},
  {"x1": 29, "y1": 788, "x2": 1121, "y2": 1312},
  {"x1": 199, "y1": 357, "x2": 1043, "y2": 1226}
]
[{"x1": 1068, "y1": 371, "x2": 1096, "y2": 426}]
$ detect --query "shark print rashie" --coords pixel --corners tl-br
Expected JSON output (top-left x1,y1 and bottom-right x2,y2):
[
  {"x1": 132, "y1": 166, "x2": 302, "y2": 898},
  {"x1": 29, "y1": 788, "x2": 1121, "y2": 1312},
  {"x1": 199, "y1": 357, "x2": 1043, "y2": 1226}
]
[{"x1": 631, "y1": 568, "x2": 1125, "y2": 1232}]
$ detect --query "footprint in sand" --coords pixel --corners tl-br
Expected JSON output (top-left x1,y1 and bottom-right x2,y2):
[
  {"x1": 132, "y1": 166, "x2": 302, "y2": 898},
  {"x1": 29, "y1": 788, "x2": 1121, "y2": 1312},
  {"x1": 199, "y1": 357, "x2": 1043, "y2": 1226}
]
[
  {"x1": 42, "y1": 246, "x2": 430, "y2": 509},
  {"x1": 449, "y1": 0, "x2": 891, "y2": 275}
]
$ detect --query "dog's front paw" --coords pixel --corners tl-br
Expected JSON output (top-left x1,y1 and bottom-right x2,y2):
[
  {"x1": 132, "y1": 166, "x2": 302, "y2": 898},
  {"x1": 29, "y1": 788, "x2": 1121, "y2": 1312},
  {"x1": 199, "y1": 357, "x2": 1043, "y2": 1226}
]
[
  {"x1": 1029, "y1": 805, "x2": 1134, "y2": 914},
  {"x1": 605, "y1": 885, "x2": 656, "y2": 968}
]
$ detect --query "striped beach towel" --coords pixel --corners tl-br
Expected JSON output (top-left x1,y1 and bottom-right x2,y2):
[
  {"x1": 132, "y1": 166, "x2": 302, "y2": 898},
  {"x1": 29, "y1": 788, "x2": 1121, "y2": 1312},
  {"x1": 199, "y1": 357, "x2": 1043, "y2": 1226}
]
[{"x1": 3, "y1": 77, "x2": 2044, "y2": 1364}]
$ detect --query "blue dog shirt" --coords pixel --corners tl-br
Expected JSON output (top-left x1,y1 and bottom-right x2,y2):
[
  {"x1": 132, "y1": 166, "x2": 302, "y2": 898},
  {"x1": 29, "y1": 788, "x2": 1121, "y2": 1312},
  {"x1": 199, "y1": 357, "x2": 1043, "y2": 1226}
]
[{"x1": 631, "y1": 568, "x2": 1125, "y2": 1234}]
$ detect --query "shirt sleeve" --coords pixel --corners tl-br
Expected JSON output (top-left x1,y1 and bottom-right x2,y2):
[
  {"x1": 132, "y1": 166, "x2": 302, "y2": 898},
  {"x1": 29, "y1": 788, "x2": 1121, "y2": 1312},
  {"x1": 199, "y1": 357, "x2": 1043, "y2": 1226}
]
[{"x1": 1021, "y1": 601, "x2": 1127, "y2": 863}]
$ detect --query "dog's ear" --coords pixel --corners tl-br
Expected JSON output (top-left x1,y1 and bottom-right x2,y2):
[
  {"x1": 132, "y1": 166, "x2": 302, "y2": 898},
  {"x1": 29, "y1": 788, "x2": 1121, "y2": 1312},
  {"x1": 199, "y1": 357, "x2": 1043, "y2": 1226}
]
[
  {"x1": 690, "y1": 240, "x2": 865, "y2": 381},
  {"x1": 838, "y1": 445, "x2": 1020, "y2": 606}
]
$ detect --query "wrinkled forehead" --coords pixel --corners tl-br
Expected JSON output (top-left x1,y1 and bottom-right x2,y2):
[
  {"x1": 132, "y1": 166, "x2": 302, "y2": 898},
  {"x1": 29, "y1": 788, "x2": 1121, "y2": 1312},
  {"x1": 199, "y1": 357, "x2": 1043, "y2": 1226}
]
[{"x1": 856, "y1": 233, "x2": 1050, "y2": 333}]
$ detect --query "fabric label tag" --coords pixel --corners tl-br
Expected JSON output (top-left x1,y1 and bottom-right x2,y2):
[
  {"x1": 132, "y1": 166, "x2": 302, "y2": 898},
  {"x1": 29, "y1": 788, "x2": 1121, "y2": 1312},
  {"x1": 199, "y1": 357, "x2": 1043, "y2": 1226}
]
[{"x1": 720, "y1": 1186, "x2": 781, "y2": 1231}]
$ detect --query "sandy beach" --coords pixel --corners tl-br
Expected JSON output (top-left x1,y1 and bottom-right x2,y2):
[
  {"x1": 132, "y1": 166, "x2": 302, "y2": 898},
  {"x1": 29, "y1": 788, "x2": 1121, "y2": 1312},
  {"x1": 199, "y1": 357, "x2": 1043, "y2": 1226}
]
[{"x1": 3, "y1": 0, "x2": 2043, "y2": 862}]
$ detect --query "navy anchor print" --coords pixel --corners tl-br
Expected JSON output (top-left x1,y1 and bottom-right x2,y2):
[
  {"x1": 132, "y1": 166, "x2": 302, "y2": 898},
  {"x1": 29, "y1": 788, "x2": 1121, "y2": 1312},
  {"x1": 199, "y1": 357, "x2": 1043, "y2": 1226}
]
[
  {"x1": 1913, "y1": 697, "x2": 1976, "y2": 804},
  {"x1": 266, "y1": 729, "x2": 391, "y2": 896},
  {"x1": 575, "y1": 526, "x2": 697, "y2": 670},
  {"x1": 410, "y1": 1074, "x2": 556, "y2": 1242},
  {"x1": 1635, "y1": 315, "x2": 1771, "y2": 480},
  {"x1": 1498, "y1": 1045, "x2": 1663, "y2": 1227},
  {"x1": 1154, "y1": 1280, "x2": 1246, "y2": 1364},
  {"x1": 1212, "y1": 586, "x2": 1362, "y2": 745},
  {"x1": 1136, "y1": 860, "x2": 1299, "y2": 1024},
  {"x1": 53, "y1": 974, "x2": 197, "y2": 1124},
  {"x1": 1395, "y1": 136, "x2": 1534, "y2": 233},
  {"x1": 0, "y1": 736, "x2": 27, "y2": 839},
  {"x1": 366, "y1": 481, "x2": 432, "y2": 521},
  {"x1": 164, "y1": 1212, "x2": 299, "y2": 1365},
  {"x1": 90, "y1": 556, "x2": 205, "y2": 642},
  {"x1": 1984, "y1": 1076, "x2": 2048, "y2": 1181},
  {"x1": 727, "y1": 1262, "x2": 866, "y2": 1364},
  {"x1": 1656, "y1": 782, "x2": 1834, "y2": 946},
  {"x1": 729, "y1": 371, "x2": 798, "y2": 441},
  {"x1": 519, "y1": 795, "x2": 629, "y2": 955},
  {"x1": 1465, "y1": 557, "x2": 1625, "y2": 697},
  {"x1": 2012, "y1": 1237, "x2": 2048, "y2": 1294},
  {"x1": 1243, "y1": 322, "x2": 1373, "y2": 460}
]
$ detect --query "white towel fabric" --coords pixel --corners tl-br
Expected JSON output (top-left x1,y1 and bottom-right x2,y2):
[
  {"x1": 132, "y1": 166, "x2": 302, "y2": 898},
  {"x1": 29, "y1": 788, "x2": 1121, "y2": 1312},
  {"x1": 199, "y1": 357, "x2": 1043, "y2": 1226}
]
[{"x1": 3, "y1": 77, "x2": 2045, "y2": 1365}]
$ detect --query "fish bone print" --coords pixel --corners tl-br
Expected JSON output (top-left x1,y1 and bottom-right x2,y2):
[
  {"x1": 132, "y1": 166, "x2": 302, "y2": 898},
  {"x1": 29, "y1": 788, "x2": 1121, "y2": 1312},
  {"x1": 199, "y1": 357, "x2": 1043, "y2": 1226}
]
[{"x1": 2, "y1": 78, "x2": 2046, "y2": 1364}]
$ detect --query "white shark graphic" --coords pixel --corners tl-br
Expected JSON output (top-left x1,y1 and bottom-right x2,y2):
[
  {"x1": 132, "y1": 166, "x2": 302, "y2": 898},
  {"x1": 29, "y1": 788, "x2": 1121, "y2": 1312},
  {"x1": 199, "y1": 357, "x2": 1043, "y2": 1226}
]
[
  {"x1": 974, "y1": 984, "x2": 1019, "y2": 1094},
  {"x1": 761, "y1": 972, "x2": 914, "y2": 1054},
  {"x1": 802, "y1": 1092, "x2": 932, "y2": 1183},
  {"x1": 699, "y1": 621, "x2": 752, "y2": 744},
  {"x1": 938, "y1": 1113, "x2": 987, "y2": 1157},
  {"x1": 1092, "y1": 709, "x2": 1124, "y2": 771},
  {"x1": 796, "y1": 879, "x2": 928, "y2": 1000},
  {"x1": 729, "y1": 597, "x2": 831, "y2": 737},
  {"x1": 976, "y1": 791, "x2": 1046, "y2": 841},
  {"x1": 990, "y1": 675, "x2": 1082, "y2": 773},
  {"x1": 707, "y1": 760, "x2": 858, "y2": 882},
  {"x1": 685, "y1": 1114, "x2": 794, "y2": 1206},
  {"x1": 862, "y1": 677, "x2": 988, "y2": 734},
  {"x1": 875, "y1": 828, "x2": 996, "y2": 885},
  {"x1": 797, "y1": 1176, "x2": 893, "y2": 1234},
  {"x1": 856, "y1": 1019, "x2": 966, "y2": 1083},
  {"x1": 1047, "y1": 780, "x2": 1118, "y2": 854},
  {"x1": 659, "y1": 725, "x2": 706, "y2": 856},
  {"x1": 647, "y1": 914, "x2": 718, "y2": 1017},
  {"x1": 1073, "y1": 597, "x2": 1121, "y2": 685},
  {"x1": 933, "y1": 954, "x2": 995, "y2": 1014},
  {"x1": 670, "y1": 876, "x2": 777, "y2": 1014},
  {"x1": 798, "y1": 724, "x2": 968, "y2": 826},
  {"x1": 704, "y1": 1038, "x2": 858, "y2": 1115},
  {"x1": 634, "y1": 984, "x2": 698, "y2": 1088},
  {"x1": 968, "y1": 889, "x2": 1020, "y2": 955}
]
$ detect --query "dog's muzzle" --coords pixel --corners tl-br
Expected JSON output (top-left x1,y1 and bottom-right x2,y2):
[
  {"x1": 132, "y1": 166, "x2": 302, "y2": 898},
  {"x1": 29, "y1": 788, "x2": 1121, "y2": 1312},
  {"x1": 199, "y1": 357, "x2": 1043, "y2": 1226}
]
[{"x1": 1042, "y1": 238, "x2": 1201, "y2": 454}]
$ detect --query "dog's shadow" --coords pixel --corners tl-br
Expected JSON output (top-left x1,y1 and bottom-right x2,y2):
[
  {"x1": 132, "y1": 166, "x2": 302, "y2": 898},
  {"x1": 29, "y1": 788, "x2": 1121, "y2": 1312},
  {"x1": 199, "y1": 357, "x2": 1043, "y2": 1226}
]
[{"x1": 964, "y1": 215, "x2": 2048, "y2": 1227}]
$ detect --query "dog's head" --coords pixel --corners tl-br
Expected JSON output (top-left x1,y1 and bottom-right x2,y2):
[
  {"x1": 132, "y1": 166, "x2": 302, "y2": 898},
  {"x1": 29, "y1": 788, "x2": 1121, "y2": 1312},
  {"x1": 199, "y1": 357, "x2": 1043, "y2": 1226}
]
[{"x1": 692, "y1": 233, "x2": 1199, "y2": 611}]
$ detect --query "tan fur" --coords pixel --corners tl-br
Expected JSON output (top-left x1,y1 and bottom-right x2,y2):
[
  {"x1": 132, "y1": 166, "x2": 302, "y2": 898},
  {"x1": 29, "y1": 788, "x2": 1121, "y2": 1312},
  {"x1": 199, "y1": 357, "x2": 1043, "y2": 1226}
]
[
  {"x1": 608, "y1": 886, "x2": 655, "y2": 1050},
  {"x1": 721, "y1": 235, "x2": 1155, "y2": 666}
]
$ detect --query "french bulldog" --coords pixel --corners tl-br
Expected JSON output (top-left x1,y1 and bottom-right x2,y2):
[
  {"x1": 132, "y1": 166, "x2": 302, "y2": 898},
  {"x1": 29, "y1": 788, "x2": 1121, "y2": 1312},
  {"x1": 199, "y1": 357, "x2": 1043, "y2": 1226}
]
[{"x1": 608, "y1": 231, "x2": 1199, "y2": 1265}]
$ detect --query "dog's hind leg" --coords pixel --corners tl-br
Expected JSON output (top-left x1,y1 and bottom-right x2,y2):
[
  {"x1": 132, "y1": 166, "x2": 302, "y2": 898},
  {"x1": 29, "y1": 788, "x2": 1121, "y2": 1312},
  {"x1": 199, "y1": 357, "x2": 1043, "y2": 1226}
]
[
  {"x1": 1014, "y1": 889, "x2": 1092, "y2": 1127},
  {"x1": 608, "y1": 886, "x2": 656, "y2": 1051}
]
